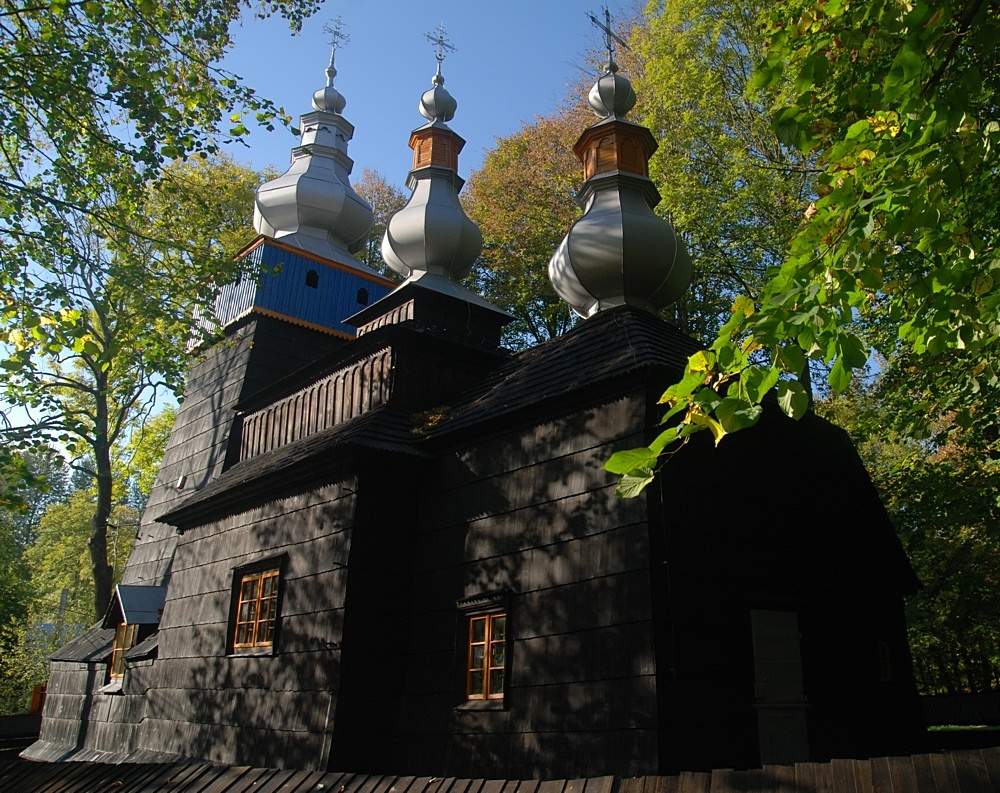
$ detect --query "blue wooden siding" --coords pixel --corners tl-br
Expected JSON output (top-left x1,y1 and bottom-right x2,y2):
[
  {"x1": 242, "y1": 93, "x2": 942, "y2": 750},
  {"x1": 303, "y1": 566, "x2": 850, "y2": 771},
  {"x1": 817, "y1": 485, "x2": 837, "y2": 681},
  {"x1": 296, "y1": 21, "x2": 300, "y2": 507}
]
[{"x1": 215, "y1": 242, "x2": 393, "y2": 335}]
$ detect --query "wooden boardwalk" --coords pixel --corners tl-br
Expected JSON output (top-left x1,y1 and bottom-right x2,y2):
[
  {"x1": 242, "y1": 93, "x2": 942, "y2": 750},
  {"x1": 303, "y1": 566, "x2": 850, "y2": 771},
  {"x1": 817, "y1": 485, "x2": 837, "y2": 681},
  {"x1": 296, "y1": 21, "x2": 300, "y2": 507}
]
[{"x1": 2, "y1": 747, "x2": 999, "y2": 793}]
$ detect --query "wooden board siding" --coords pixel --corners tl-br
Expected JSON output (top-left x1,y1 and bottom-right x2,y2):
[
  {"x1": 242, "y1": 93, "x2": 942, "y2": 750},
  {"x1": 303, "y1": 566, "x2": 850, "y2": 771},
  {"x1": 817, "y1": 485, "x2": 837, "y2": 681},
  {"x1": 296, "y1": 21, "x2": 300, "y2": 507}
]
[
  {"x1": 5, "y1": 746, "x2": 1000, "y2": 792},
  {"x1": 649, "y1": 407, "x2": 923, "y2": 773},
  {"x1": 125, "y1": 478, "x2": 359, "y2": 770},
  {"x1": 362, "y1": 395, "x2": 655, "y2": 780},
  {"x1": 124, "y1": 317, "x2": 345, "y2": 587},
  {"x1": 240, "y1": 347, "x2": 394, "y2": 460}
]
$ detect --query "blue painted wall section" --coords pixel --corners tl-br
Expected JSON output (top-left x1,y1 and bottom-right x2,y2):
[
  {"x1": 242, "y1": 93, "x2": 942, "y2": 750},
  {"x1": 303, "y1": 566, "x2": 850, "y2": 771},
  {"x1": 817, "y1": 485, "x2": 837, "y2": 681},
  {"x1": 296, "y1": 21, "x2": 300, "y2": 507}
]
[{"x1": 216, "y1": 240, "x2": 394, "y2": 336}]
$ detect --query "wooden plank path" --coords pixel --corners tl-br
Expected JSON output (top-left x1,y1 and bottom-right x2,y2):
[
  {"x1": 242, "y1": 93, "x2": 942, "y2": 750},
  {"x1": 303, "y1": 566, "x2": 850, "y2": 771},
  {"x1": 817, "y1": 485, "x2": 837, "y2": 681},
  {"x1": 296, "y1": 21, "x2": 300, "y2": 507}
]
[{"x1": 1, "y1": 747, "x2": 998, "y2": 793}]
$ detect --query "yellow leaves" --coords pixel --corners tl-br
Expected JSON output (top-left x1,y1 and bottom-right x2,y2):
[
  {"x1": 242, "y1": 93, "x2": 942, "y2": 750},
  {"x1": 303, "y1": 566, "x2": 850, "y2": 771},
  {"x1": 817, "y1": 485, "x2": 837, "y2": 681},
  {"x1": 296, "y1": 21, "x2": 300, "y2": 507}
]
[
  {"x1": 732, "y1": 294, "x2": 756, "y2": 318},
  {"x1": 688, "y1": 410, "x2": 726, "y2": 445},
  {"x1": 972, "y1": 274, "x2": 994, "y2": 297},
  {"x1": 868, "y1": 111, "x2": 901, "y2": 137}
]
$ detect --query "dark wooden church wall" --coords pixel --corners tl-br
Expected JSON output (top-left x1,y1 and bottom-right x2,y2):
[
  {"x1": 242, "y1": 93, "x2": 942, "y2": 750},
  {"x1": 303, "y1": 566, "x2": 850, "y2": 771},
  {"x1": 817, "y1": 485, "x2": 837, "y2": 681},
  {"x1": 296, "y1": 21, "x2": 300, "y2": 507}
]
[
  {"x1": 388, "y1": 394, "x2": 659, "y2": 780},
  {"x1": 35, "y1": 660, "x2": 110, "y2": 753},
  {"x1": 652, "y1": 407, "x2": 923, "y2": 772},
  {"x1": 124, "y1": 317, "x2": 346, "y2": 587},
  {"x1": 134, "y1": 478, "x2": 359, "y2": 770}
]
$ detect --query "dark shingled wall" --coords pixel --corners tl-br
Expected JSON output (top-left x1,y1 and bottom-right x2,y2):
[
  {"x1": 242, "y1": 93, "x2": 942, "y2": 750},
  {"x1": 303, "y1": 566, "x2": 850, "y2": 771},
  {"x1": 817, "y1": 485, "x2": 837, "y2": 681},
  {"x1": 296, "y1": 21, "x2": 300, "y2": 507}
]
[
  {"x1": 135, "y1": 478, "x2": 359, "y2": 770},
  {"x1": 328, "y1": 395, "x2": 658, "y2": 780},
  {"x1": 650, "y1": 407, "x2": 923, "y2": 772},
  {"x1": 124, "y1": 316, "x2": 347, "y2": 587}
]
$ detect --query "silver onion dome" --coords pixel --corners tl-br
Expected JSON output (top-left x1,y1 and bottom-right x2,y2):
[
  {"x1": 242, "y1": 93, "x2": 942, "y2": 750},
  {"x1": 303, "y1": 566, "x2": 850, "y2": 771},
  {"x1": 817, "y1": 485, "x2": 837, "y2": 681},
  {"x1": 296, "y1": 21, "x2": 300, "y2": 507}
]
[
  {"x1": 588, "y1": 63, "x2": 636, "y2": 118},
  {"x1": 419, "y1": 69, "x2": 457, "y2": 123},
  {"x1": 253, "y1": 49, "x2": 374, "y2": 267},
  {"x1": 548, "y1": 34, "x2": 691, "y2": 318},
  {"x1": 381, "y1": 34, "x2": 483, "y2": 291}
]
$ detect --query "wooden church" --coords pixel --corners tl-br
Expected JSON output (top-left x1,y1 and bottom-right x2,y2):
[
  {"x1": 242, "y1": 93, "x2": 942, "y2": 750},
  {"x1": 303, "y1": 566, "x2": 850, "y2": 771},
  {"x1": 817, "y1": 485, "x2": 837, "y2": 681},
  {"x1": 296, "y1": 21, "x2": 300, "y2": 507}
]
[{"x1": 25, "y1": 36, "x2": 925, "y2": 779}]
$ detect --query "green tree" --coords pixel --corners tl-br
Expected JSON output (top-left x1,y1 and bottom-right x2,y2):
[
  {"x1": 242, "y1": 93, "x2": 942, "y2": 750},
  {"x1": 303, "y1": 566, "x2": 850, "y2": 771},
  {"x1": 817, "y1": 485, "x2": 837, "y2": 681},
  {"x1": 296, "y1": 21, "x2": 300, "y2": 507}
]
[
  {"x1": 114, "y1": 405, "x2": 177, "y2": 513},
  {"x1": 1, "y1": 158, "x2": 263, "y2": 620},
  {"x1": 353, "y1": 168, "x2": 407, "y2": 281},
  {"x1": 609, "y1": 0, "x2": 1000, "y2": 493},
  {"x1": 463, "y1": 106, "x2": 588, "y2": 349},
  {"x1": 0, "y1": 0, "x2": 317, "y2": 246},
  {"x1": 627, "y1": 0, "x2": 816, "y2": 343}
]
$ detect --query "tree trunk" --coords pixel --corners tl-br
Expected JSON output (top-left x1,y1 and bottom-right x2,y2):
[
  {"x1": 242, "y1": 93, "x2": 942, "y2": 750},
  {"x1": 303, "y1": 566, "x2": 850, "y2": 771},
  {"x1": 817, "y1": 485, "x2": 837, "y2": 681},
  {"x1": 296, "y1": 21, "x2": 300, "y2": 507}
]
[{"x1": 88, "y1": 383, "x2": 114, "y2": 622}]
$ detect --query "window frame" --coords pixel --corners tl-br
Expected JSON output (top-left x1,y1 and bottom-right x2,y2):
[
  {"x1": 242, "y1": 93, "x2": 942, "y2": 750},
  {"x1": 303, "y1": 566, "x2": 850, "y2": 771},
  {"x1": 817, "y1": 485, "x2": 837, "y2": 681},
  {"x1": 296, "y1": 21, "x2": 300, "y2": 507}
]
[
  {"x1": 109, "y1": 622, "x2": 138, "y2": 679},
  {"x1": 456, "y1": 590, "x2": 511, "y2": 708},
  {"x1": 227, "y1": 555, "x2": 287, "y2": 655}
]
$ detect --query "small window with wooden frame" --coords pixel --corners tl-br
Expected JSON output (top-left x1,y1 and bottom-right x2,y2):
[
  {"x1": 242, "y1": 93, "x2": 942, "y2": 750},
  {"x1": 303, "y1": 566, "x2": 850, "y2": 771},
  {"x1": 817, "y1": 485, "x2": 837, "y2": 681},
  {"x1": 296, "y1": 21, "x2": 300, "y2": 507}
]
[
  {"x1": 109, "y1": 623, "x2": 138, "y2": 679},
  {"x1": 457, "y1": 590, "x2": 510, "y2": 706},
  {"x1": 228, "y1": 555, "x2": 286, "y2": 654}
]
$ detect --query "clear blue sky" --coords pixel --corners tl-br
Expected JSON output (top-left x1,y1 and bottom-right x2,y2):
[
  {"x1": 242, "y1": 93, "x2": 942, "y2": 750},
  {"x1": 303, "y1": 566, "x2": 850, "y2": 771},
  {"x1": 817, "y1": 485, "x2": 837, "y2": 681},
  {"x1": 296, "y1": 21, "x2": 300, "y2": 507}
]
[{"x1": 221, "y1": 1, "x2": 623, "y2": 184}]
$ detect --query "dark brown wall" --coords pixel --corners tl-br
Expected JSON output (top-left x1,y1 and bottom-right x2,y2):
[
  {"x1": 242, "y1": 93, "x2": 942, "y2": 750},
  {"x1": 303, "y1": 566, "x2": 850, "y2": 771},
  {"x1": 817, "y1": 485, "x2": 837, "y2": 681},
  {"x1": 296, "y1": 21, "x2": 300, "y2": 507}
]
[
  {"x1": 125, "y1": 316, "x2": 346, "y2": 588},
  {"x1": 350, "y1": 394, "x2": 658, "y2": 780},
  {"x1": 133, "y1": 478, "x2": 358, "y2": 770},
  {"x1": 651, "y1": 407, "x2": 923, "y2": 772}
]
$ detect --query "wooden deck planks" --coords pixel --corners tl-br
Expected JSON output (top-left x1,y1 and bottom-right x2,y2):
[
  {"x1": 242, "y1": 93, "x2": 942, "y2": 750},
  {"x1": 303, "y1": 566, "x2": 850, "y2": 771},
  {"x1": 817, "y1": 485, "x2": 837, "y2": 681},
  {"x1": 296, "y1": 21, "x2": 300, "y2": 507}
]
[
  {"x1": 950, "y1": 750, "x2": 993, "y2": 793},
  {"x1": 4, "y1": 748, "x2": 1000, "y2": 793}
]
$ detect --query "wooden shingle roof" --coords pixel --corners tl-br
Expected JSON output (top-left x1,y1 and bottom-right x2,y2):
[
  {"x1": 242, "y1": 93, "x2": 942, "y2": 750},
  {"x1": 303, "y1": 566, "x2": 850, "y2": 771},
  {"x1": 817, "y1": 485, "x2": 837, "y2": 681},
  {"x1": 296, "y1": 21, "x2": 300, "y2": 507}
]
[{"x1": 430, "y1": 306, "x2": 702, "y2": 439}]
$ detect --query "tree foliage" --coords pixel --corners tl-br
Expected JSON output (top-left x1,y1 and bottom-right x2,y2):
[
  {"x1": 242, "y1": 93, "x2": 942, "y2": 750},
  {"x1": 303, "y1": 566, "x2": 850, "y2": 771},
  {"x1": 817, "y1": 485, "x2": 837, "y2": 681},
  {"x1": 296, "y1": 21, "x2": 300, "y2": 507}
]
[
  {"x1": 0, "y1": 410, "x2": 170, "y2": 713},
  {"x1": 628, "y1": 0, "x2": 816, "y2": 342},
  {"x1": 1, "y1": 157, "x2": 263, "y2": 620},
  {"x1": 610, "y1": 0, "x2": 1000, "y2": 493},
  {"x1": 0, "y1": 0, "x2": 317, "y2": 236},
  {"x1": 463, "y1": 106, "x2": 588, "y2": 349},
  {"x1": 353, "y1": 167, "x2": 407, "y2": 281}
]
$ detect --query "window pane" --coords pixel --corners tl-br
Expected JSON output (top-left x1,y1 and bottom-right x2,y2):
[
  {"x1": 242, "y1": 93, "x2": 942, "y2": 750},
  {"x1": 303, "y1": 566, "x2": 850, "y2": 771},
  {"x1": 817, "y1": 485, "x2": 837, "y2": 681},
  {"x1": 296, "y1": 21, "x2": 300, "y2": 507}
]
[
  {"x1": 491, "y1": 615, "x2": 506, "y2": 640},
  {"x1": 471, "y1": 617, "x2": 486, "y2": 643},
  {"x1": 489, "y1": 669, "x2": 504, "y2": 696},
  {"x1": 490, "y1": 642, "x2": 505, "y2": 667},
  {"x1": 469, "y1": 670, "x2": 485, "y2": 697},
  {"x1": 470, "y1": 644, "x2": 485, "y2": 669}
]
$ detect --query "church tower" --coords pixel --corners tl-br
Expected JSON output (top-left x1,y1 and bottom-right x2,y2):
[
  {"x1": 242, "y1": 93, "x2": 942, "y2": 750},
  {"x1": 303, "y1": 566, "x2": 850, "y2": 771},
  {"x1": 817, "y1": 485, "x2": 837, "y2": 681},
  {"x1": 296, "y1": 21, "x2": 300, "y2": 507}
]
[{"x1": 124, "y1": 43, "x2": 394, "y2": 587}]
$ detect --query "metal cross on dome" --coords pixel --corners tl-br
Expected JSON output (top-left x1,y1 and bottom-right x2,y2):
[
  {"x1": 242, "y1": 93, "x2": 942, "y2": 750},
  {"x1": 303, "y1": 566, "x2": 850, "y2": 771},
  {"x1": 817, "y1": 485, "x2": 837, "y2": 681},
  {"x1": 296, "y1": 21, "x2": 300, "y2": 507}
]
[
  {"x1": 425, "y1": 22, "x2": 456, "y2": 66},
  {"x1": 587, "y1": 5, "x2": 630, "y2": 70},
  {"x1": 322, "y1": 17, "x2": 349, "y2": 72}
]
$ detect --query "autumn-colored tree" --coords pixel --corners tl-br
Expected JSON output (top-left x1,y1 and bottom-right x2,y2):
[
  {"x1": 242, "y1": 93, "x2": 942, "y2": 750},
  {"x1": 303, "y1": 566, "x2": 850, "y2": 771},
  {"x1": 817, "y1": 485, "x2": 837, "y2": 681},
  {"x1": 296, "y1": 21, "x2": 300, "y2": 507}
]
[
  {"x1": 353, "y1": 168, "x2": 407, "y2": 281},
  {"x1": 463, "y1": 105, "x2": 591, "y2": 349}
]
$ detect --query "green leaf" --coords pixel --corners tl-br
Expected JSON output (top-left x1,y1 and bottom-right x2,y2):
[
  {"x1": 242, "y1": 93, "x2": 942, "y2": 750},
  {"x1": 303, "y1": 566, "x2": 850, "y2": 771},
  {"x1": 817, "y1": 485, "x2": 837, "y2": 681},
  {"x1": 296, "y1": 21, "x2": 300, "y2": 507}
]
[
  {"x1": 828, "y1": 357, "x2": 852, "y2": 393},
  {"x1": 777, "y1": 380, "x2": 809, "y2": 419},
  {"x1": 845, "y1": 119, "x2": 871, "y2": 140},
  {"x1": 616, "y1": 468, "x2": 656, "y2": 498},
  {"x1": 649, "y1": 426, "x2": 681, "y2": 455},
  {"x1": 605, "y1": 447, "x2": 658, "y2": 475},
  {"x1": 715, "y1": 398, "x2": 763, "y2": 435},
  {"x1": 777, "y1": 344, "x2": 807, "y2": 375},
  {"x1": 692, "y1": 387, "x2": 722, "y2": 413}
]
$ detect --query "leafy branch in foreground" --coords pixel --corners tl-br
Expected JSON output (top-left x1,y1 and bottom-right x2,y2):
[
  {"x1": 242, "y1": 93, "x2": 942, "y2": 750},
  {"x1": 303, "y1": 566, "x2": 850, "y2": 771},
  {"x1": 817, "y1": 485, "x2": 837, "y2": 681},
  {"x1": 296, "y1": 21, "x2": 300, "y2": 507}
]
[{"x1": 610, "y1": 0, "x2": 1000, "y2": 496}]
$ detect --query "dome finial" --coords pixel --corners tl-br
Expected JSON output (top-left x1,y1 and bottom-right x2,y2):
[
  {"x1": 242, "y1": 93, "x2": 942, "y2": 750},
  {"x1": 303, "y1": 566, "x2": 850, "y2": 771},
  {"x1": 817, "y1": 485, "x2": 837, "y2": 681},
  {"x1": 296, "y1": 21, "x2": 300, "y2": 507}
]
[
  {"x1": 313, "y1": 17, "x2": 349, "y2": 114},
  {"x1": 419, "y1": 22, "x2": 458, "y2": 123},
  {"x1": 586, "y1": 6, "x2": 636, "y2": 117}
]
